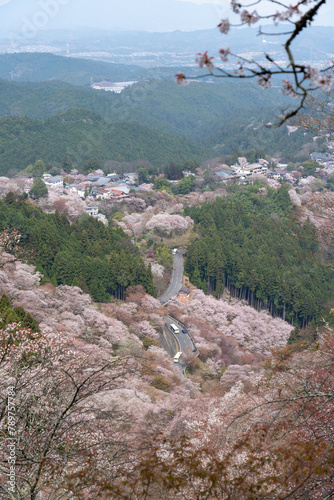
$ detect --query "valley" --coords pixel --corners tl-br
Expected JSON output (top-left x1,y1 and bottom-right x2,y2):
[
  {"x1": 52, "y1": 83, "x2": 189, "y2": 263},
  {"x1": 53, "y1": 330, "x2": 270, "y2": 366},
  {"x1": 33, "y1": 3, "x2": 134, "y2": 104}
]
[{"x1": 0, "y1": 15, "x2": 333, "y2": 498}]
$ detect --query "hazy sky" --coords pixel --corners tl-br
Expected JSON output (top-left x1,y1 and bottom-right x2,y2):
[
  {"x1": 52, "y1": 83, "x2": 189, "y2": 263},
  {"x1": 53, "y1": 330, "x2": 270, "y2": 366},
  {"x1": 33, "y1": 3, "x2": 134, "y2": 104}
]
[{"x1": 0, "y1": 0, "x2": 333, "y2": 34}]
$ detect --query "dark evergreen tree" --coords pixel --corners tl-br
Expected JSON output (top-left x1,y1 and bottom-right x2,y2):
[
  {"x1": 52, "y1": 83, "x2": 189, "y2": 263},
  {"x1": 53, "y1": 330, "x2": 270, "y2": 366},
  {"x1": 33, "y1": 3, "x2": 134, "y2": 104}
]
[
  {"x1": 61, "y1": 155, "x2": 73, "y2": 173},
  {"x1": 23, "y1": 313, "x2": 40, "y2": 333},
  {"x1": 185, "y1": 185, "x2": 334, "y2": 326},
  {"x1": 14, "y1": 306, "x2": 27, "y2": 321},
  {"x1": 0, "y1": 293, "x2": 11, "y2": 313},
  {"x1": 3, "y1": 308, "x2": 19, "y2": 324},
  {"x1": 29, "y1": 178, "x2": 48, "y2": 200}
]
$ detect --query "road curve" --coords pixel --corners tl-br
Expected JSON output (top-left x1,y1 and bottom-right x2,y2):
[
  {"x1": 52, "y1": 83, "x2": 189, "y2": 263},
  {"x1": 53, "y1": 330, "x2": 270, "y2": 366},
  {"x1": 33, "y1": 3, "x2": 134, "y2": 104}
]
[
  {"x1": 165, "y1": 316, "x2": 198, "y2": 370},
  {"x1": 158, "y1": 253, "x2": 199, "y2": 390},
  {"x1": 158, "y1": 251, "x2": 184, "y2": 305}
]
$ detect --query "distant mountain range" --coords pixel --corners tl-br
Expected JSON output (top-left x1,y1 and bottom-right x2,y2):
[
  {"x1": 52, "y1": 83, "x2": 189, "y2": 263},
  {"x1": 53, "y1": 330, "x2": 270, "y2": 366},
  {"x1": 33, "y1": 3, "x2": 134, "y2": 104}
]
[
  {"x1": 0, "y1": 69, "x2": 289, "y2": 141},
  {"x1": 0, "y1": 67, "x2": 315, "y2": 171},
  {"x1": 1, "y1": 26, "x2": 333, "y2": 68},
  {"x1": 0, "y1": 53, "x2": 146, "y2": 85}
]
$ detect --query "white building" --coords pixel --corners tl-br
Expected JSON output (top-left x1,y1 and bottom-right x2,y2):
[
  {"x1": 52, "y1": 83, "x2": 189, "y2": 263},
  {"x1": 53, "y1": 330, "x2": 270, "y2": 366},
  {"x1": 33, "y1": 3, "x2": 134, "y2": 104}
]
[
  {"x1": 91, "y1": 81, "x2": 137, "y2": 93},
  {"x1": 86, "y1": 206, "x2": 99, "y2": 216},
  {"x1": 94, "y1": 213, "x2": 108, "y2": 226},
  {"x1": 238, "y1": 168, "x2": 252, "y2": 178},
  {"x1": 44, "y1": 176, "x2": 63, "y2": 187}
]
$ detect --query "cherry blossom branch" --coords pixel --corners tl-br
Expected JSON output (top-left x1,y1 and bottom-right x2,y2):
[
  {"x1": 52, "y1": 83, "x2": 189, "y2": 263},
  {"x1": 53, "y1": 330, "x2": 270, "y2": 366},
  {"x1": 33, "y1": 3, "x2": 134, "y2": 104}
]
[{"x1": 177, "y1": 0, "x2": 333, "y2": 126}]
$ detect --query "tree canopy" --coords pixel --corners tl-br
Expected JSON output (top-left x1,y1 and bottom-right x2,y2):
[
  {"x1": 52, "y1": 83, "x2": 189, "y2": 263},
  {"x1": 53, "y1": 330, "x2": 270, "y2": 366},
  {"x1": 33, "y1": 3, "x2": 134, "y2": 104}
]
[
  {"x1": 0, "y1": 195, "x2": 156, "y2": 301},
  {"x1": 29, "y1": 178, "x2": 48, "y2": 200},
  {"x1": 184, "y1": 184, "x2": 334, "y2": 326}
]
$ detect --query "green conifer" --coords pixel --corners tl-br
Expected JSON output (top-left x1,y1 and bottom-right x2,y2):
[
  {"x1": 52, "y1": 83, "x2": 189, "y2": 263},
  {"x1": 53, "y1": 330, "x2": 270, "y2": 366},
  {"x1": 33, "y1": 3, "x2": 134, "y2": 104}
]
[
  {"x1": 78, "y1": 276, "x2": 90, "y2": 294},
  {"x1": 14, "y1": 306, "x2": 27, "y2": 321},
  {"x1": 3, "y1": 308, "x2": 19, "y2": 324},
  {"x1": 0, "y1": 293, "x2": 11, "y2": 313},
  {"x1": 23, "y1": 313, "x2": 40, "y2": 333}
]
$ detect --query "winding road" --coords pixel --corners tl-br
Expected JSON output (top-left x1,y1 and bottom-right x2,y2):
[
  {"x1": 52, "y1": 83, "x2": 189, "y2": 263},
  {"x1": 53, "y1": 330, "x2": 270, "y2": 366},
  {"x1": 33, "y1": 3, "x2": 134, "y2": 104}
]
[
  {"x1": 158, "y1": 250, "x2": 184, "y2": 305},
  {"x1": 165, "y1": 316, "x2": 197, "y2": 370},
  {"x1": 158, "y1": 251, "x2": 199, "y2": 376}
]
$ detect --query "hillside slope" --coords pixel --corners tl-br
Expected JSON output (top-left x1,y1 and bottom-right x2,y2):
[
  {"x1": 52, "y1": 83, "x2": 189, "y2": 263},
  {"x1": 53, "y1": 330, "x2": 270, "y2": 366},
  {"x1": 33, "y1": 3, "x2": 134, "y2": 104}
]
[
  {"x1": 0, "y1": 109, "x2": 206, "y2": 173},
  {"x1": 0, "y1": 52, "x2": 146, "y2": 85},
  {"x1": 0, "y1": 76, "x2": 293, "y2": 142}
]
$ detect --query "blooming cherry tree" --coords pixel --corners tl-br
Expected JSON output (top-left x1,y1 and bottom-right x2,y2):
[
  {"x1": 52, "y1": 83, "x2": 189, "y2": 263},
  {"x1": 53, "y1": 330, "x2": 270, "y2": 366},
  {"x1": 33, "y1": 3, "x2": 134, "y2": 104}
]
[
  {"x1": 170, "y1": 290, "x2": 293, "y2": 356},
  {"x1": 145, "y1": 212, "x2": 194, "y2": 236},
  {"x1": 111, "y1": 331, "x2": 334, "y2": 499}
]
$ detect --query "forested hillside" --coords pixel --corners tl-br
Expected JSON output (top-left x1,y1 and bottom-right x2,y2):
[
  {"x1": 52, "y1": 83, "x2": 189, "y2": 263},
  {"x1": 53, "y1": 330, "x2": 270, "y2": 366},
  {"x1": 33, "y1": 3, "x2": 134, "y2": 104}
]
[
  {"x1": 0, "y1": 55, "x2": 315, "y2": 164},
  {"x1": 204, "y1": 115, "x2": 315, "y2": 161},
  {"x1": 0, "y1": 76, "x2": 314, "y2": 164},
  {"x1": 0, "y1": 109, "x2": 206, "y2": 174},
  {"x1": 0, "y1": 77, "x2": 285, "y2": 135},
  {"x1": 117, "y1": 79, "x2": 288, "y2": 140},
  {"x1": 1, "y1": 237, "x2": 331, "y2": 498},
  {"x1": 0, "y1": 194, "x2": 155, "y2": 301},
  {"x1": 184, "y1": 184, "x2": 334, "y2": 327},
  {"x1": 0, "y1": 53, "x2": 145, "y2": 85},
  {"x1": 0, "y1": 79, "x2": 120, "y2": 120}
]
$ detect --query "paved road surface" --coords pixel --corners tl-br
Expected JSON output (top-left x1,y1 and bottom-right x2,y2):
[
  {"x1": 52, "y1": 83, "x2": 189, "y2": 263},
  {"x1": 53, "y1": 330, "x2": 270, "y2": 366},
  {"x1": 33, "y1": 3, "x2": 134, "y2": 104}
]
[
  {"x1": 165, "y1": 317, "x2": 198, "y2": 370},
  {"x1": 158, "y1": 251, "x2": 184, "y2": 305},
  {"x1": 158, "y1": 251, "x2": 199, "y2": 382}
]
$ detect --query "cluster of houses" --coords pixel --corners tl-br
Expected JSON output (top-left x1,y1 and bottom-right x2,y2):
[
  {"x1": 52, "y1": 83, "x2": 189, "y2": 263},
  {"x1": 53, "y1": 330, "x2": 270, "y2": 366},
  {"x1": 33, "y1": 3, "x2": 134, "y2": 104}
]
[
  {"x1": 216, "y1": 158, "x2": 283, "y2": 184},
  {"x1": 229, "y1": 159, "x2": 271, "y2": 181},
  {"x1": 216, "y1": 150, "x2": 334, "y2": 187},
  {"x1": 310, "y1": 151, "x2": 334, "y2": 169},
  {"x1": 37, "y1": 171, "x2": 140, "y2": 226},
  {"x1": 42, "y1": 171, "x2": 138, "y2": 200}
]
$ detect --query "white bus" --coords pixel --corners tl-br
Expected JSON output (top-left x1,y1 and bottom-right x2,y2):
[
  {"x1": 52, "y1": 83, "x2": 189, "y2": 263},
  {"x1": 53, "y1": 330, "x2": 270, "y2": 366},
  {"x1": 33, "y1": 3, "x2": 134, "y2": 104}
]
[
  {"x1": 173, "y1": 351, "x2": 182, "y2": 363},
  {"x1": 170, "y1": 324, "x2": 180, "y2": 334}
]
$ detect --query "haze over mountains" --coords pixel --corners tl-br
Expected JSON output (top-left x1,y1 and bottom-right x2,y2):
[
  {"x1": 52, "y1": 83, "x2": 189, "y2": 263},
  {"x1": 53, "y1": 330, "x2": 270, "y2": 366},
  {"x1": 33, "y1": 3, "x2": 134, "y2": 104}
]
[
  {"x1": 0, "y1": 0, "x2": 221, "y2": 33},
  {"x1": 0, "y1": 52, "x2": 145, "y2": 85},
  {"x1": 1, "y1": 26, "x2": 333, "y2": 68},
  {"x1": 1, "y1": 0, "x2": 333, "y2": 33},
  {"x1": 0, "y1": 54, "x2": 314, "y2": 174},
  {"x1": 0, "y1": 4, "x2": 333, "y2": 496},
  {"x1": 0, "y1": 10, "x2": 331, "y2": 181}
]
